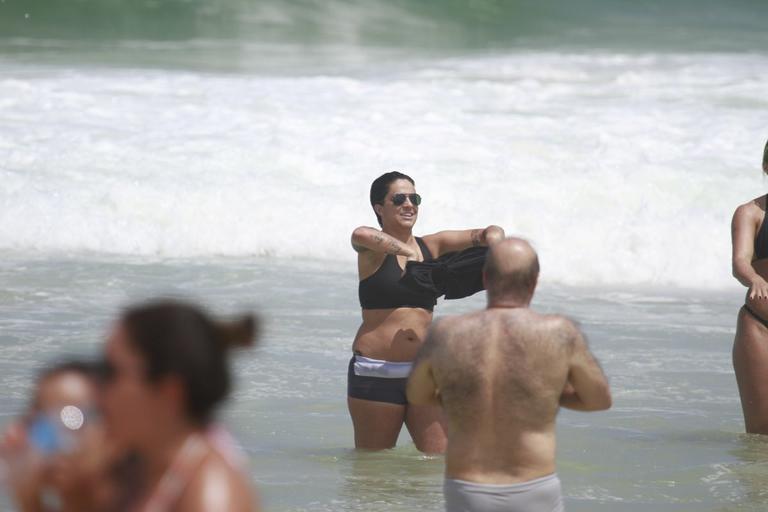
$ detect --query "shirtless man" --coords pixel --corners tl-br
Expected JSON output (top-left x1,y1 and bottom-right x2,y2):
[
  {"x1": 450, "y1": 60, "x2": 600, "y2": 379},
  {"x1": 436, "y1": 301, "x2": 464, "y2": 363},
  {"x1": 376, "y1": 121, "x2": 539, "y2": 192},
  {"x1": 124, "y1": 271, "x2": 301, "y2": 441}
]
[{"x1": 407, "y1": 238, "x2": 612, "y2": 512}]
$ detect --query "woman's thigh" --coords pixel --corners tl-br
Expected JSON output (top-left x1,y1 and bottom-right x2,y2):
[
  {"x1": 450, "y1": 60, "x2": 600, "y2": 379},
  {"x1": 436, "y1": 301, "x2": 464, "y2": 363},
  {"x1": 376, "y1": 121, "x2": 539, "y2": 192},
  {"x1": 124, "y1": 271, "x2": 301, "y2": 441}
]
[{"x1": 733, "y1": 307, "x2": 768, "y2": 434}]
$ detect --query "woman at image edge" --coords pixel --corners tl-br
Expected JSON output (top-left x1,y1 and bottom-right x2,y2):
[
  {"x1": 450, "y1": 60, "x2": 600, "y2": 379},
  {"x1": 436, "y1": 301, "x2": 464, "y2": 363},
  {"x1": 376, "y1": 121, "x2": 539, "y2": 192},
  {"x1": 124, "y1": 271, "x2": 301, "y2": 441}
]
[
  {"x1": 732, "y1": 139, "x2": 768, "y2": 434},
  {"x1": 350, "y1": 171, "x2": 504, "y2": 452}
]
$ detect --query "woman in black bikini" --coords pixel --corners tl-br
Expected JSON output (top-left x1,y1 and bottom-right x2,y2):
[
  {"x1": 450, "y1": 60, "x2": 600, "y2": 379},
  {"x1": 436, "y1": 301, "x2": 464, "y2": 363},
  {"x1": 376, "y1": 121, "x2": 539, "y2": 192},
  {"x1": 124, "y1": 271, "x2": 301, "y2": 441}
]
[
  {"x1": 349, "y1": 171, "x2": 504, "y2": 452},
  {"x1": 732, "y1": 139, "x2": 768, "y2": 434}
]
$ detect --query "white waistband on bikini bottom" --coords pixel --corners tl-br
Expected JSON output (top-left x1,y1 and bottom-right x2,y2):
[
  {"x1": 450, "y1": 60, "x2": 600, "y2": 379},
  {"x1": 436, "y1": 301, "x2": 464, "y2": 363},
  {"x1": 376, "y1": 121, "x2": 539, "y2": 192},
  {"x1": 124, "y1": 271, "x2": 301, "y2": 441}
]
[{"x1": 353, "y1": 355, "x2": 413, "y2": 379}]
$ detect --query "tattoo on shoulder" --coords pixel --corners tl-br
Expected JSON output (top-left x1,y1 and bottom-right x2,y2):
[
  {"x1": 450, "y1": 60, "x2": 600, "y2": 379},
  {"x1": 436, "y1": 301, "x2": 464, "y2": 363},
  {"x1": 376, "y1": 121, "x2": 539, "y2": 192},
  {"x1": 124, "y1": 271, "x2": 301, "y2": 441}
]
[{"x1": 471, "y1": 229, "x2": 483, "y2": 247}]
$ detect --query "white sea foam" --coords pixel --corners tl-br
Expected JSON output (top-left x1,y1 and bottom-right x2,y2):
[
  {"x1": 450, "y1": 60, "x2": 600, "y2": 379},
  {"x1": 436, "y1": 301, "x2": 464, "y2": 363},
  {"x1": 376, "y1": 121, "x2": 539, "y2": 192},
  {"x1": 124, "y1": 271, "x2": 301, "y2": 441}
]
[{"x1": 0, "y1": 52, "x2": 766, "y2": 289}]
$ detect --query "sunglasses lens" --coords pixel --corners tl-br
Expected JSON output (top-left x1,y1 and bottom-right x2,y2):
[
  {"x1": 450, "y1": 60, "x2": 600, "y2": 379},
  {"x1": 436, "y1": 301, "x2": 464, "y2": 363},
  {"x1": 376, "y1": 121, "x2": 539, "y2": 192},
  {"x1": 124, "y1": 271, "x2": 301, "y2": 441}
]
[{"x1": 391, "y1": 193, "x2": 421, "y2": 206}]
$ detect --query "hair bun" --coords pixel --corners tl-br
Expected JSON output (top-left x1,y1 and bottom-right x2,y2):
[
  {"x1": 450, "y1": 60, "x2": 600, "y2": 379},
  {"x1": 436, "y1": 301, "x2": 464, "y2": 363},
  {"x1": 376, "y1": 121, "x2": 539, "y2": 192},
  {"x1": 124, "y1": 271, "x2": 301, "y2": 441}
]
[{"x1": 218, "y1": 314, "x2": 259, "y2": 349}]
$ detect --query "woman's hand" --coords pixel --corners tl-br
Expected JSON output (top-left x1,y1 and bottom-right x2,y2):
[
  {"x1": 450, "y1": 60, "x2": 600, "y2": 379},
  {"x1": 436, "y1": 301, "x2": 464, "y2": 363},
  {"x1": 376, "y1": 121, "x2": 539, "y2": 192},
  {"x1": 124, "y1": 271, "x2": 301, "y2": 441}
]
[
  {"x1": 2, "y1": 422, "x2": 45, "y2": 512},
  {"x1": 1, "y1": 421, "x2": 27, "y2": 454},
  {"x1": 46, "y1": 426, "x2": 108, "y2": 509},
  {"x1": 749, "y1": 278, "x2": 768, "y2": 300},
  {"x1": 405, "y1": 250, "x2": 420, "y2": 262},
  {"x1": 401, "y1": 251, "x2": 420, "y2": 276},
  {"x1": 481, "y1": 225, "x2": 505, "y2": 246}
]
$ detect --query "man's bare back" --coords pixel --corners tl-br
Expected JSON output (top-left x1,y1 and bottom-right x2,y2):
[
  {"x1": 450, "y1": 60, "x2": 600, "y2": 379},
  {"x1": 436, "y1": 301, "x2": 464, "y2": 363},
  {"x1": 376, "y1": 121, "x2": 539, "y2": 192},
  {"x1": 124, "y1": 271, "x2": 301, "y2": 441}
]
[
  {"x1": 407, "y1": 237, "x2": 611, "y2": 511},
  {"x1": 426, "y1": 308, "x2": 578, "y2": 483}
]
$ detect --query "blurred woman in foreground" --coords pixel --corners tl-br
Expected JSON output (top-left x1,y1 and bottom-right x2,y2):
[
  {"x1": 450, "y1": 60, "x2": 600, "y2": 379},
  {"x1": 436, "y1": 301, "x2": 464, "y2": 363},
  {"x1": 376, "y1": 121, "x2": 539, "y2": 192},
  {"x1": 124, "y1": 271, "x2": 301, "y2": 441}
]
[{"x1": 101, "y1": 300, "x2": 260, "y2": 511}]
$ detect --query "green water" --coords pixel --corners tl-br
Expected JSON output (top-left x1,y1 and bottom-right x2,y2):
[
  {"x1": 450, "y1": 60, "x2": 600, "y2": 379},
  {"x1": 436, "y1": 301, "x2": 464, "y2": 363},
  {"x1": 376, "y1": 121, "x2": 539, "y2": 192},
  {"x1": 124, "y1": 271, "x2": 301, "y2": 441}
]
[{"x1": 1, "y1": 0, "x2": 767, "y2": 73}]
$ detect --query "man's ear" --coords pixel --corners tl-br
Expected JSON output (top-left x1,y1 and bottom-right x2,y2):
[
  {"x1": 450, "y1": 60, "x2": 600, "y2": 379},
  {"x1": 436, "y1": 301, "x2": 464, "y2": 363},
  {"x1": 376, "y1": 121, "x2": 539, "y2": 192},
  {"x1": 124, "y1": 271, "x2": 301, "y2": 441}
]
[
  {"x1": 529, "y1": 274, "x2": 539, "y2": 295},
  {"x1": 373, "y1": 203, "x2": 383, "y2": 217}
]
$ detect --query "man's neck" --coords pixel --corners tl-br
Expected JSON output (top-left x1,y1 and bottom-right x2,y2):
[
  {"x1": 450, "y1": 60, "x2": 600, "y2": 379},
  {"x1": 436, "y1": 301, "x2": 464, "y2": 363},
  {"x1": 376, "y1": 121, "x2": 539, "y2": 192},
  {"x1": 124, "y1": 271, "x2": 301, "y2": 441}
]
[{"x1": 486, "y1": 298, "x2": 530, "y2": 309}]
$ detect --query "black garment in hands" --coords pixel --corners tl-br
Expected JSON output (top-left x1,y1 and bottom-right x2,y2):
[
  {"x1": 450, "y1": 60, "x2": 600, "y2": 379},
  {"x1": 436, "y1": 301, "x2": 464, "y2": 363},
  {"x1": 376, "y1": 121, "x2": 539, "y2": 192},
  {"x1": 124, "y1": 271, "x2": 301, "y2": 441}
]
[{"x1": 399, "y1": 246, "x2": 488, "y2": 300}]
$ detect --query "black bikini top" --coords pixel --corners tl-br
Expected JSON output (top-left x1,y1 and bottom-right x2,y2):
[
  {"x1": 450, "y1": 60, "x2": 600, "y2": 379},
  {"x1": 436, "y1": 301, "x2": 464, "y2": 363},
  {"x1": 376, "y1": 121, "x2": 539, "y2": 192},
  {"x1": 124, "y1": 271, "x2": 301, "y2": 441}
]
[
  {"x1": 358, "y1": 237, "x2": 437, "y2": 311},
  {"x1": 756, "y1": 195, "x2": 768, "y2": 261}
]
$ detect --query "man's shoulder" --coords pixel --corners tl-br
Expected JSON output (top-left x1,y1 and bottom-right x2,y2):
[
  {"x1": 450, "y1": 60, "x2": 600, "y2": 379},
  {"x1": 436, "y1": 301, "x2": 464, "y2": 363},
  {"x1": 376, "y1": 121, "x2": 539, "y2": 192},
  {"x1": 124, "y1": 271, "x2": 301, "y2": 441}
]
[
  {"x1": 431, "y1": 310, "x2": 485, "y2": 332},
  {"x1": 504, "y1": 310, "x2": 581, "y2": 349},
  {"x1": 534, "y1": 312, "x2": 581, "y2": 340},
  {"x1": 431, "y1": 309, "x2": 580, "y2": 341},
  {"x1": 489, "y1": 308, "x2": 577, "y2": 329},
  {"x1": 536, "y1": 311, "x2": 578, "y2": 330},
  {"x1": 436, "y1": 308, "x2": 573, "y2": 324}
]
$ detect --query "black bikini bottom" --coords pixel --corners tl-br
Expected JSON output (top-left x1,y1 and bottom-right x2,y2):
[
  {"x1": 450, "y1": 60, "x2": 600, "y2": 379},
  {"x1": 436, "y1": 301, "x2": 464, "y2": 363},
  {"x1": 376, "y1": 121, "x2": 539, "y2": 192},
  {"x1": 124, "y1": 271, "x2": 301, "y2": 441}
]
[
  {"x1": 347, "y1": 356, "x2": 408, "y2": 406},
  {"x1": 743, "y1": 304, "x2": 768, "y2": 329}
]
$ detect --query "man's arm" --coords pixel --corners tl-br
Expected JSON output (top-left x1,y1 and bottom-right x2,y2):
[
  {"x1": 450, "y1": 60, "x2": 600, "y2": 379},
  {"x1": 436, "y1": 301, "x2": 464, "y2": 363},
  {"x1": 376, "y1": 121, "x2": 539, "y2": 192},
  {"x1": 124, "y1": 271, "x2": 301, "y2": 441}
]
[
  {"x1": 559, "y1": 322, "x2": 612, "y2": 412},
  {"x1": 406, "y1": 324, "x2": 443, "y2": 406}
]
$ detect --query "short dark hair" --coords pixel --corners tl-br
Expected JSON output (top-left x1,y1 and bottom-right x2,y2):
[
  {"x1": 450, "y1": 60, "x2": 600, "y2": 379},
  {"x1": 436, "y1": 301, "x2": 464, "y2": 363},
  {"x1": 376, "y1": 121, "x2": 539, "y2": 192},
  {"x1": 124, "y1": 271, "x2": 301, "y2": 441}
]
[
  {"x1": 122, "y1": 300, "x2": 258, "y2": 425},
  {"x1": 483, "y1": 252, "x2": 540, "y2": 300},
  {"x1": 369, "y1": 171, "x2": 415, "y2": 227}
]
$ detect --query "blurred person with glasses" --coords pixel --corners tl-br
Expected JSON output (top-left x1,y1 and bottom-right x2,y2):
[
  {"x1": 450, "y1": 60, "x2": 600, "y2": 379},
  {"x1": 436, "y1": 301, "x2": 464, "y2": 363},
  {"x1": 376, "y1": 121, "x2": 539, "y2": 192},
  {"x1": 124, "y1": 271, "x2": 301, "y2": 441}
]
[{"x1": 1, "y1": 360, "x2": 123, "y2": 512}]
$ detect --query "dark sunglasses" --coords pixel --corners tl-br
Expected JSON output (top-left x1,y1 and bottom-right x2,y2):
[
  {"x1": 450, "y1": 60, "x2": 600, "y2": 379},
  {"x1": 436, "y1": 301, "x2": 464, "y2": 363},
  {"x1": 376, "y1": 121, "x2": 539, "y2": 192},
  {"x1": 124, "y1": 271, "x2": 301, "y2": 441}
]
[{"x1": 391, "y1": 193, "x2": 421, "y2": 206}]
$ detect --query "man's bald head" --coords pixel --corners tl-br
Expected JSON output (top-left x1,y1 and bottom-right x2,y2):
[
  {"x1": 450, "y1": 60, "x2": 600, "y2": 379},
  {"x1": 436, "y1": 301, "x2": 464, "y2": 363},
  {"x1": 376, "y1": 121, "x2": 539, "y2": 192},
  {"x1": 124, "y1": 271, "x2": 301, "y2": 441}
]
[{"x1": 483, "y1": 238, "x2": 539, "y2": 303}]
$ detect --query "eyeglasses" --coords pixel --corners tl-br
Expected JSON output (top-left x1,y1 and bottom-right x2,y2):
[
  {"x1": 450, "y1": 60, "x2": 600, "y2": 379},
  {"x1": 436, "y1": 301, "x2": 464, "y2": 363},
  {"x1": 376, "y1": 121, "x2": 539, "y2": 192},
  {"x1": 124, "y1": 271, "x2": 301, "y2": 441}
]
[{"x1": 390, "y1": 193, "x2": 421, "y2": 206}]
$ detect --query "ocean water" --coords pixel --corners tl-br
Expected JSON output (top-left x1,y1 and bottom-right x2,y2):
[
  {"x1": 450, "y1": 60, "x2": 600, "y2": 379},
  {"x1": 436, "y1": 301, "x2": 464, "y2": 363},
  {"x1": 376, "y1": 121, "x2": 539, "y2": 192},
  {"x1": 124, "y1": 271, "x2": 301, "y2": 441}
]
[
  {"x1": 2, "y1": 0, "x2": 768, "y2": 510},
  {"x1": 2, "y1": 49, "x2": 767, "y2": 288},
  {"x1": 0, "y1": 256, "x2": 759, "y2": 511}
]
